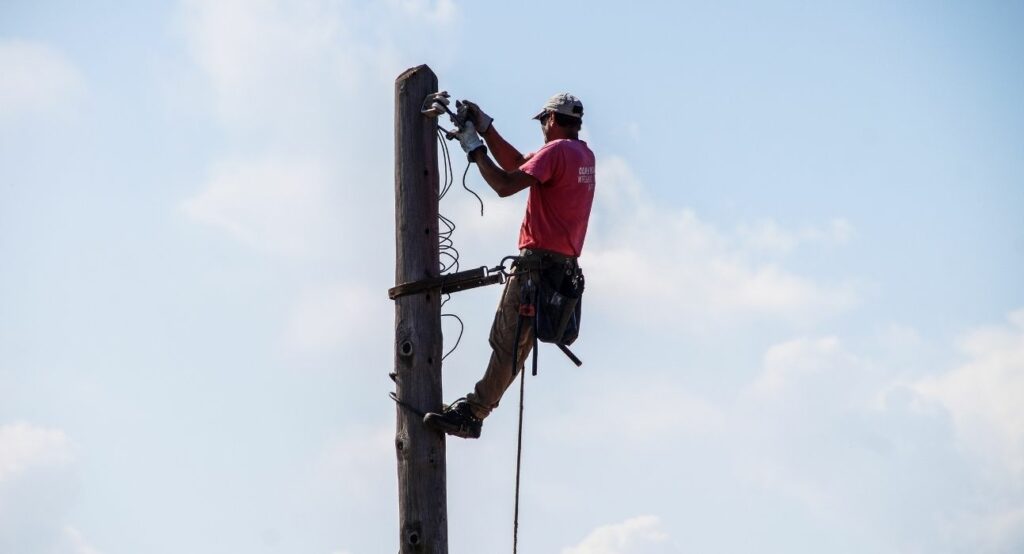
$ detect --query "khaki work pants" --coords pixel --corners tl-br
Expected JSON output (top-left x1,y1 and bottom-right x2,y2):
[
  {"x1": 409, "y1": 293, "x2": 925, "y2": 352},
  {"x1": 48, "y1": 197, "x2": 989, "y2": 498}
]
[{"x1": 465, "y1": 269, "x2": 538, "y2": 420}]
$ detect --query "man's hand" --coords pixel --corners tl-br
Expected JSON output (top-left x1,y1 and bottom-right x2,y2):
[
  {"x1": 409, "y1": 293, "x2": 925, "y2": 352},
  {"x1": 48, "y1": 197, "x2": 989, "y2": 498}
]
[
  {"x1": 456, "y1": 121, "x2": 486, "y2": 157},
  {"x1": 457, "y1": 100, "x2": 493, "y2": 134}
]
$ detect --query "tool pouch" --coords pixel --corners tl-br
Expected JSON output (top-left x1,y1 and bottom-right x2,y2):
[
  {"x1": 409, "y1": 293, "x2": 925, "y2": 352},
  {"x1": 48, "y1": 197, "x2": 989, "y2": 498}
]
[{"x1": 535, "y1": 261, "x2": 585, "y2": 346}]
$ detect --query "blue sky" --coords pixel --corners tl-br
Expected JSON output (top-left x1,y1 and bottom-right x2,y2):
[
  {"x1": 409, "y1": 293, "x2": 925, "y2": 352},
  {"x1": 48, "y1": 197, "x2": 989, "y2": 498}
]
[{"x1": 1, "y1": 1, "x2": 1023, "y2": 553}]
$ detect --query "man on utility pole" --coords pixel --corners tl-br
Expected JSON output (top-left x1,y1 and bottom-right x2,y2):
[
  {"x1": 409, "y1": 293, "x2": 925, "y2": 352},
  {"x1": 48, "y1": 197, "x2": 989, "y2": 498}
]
[{"x1": 424, "y1": 93, "x2": 597, "y2": 439}]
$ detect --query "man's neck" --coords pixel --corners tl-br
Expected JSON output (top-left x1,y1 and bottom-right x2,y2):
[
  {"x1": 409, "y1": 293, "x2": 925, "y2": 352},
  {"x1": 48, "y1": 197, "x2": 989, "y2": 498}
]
[{"x1": 545, "y1": 131, "x2": 578, "y2": 143}]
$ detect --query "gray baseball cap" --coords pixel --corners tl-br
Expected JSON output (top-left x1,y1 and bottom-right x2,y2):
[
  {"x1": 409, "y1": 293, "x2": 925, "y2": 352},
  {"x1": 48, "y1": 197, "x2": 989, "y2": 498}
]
[{"x1": 532, "y1": 92, "x2": 584, "y2": 120}]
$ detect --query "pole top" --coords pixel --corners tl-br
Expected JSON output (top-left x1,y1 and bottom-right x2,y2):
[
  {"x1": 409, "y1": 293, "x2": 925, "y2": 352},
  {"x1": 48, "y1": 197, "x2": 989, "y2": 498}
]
[{"x1": 396, "y1": 64, "x2": 436, "y2": 85}]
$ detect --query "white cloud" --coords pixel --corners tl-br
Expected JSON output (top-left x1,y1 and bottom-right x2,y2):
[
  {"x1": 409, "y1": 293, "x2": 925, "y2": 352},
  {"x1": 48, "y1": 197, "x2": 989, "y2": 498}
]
[
  {"x1": 311, "y1": 424, "x2": 393, "y2": 501},
  {"x1": 284, "y1": 281, "x2": 389, "y2": 354},
  {"x1": 584, "y1": 156, "x2": 857, "y2": 328},
  {"x1": 561, "y1": 515, "x2": 675, "y2": 554},
  {"x1": 388, "y1": 0, "x2": 458, "y2": 24},
  {"x1": 736, "y1": 217, "x2": 852, "y2": 254},
  {"x1": 746, "y1": 336, "x2": 858, "y2": 400},
  {"x1": 913, "y1": 308, "x2": 1024, "y2": 482},
  {"x1": 181, "y1": 0, "x2": 366, "y2": 135},
  {"x1": 0, "y1": 422, "x2": 75, "y2": 483},
  {"x1": 176, "y1": 0, "x2": 462, "y2": 367},
  {"x1": 545, "y1": 376, "x2": 723, "y2": 445},
  {"x1": 0, "y1": 423, "x2": 90, "y2": 554},
  {"x1": 735, "y1": 336, "x2": 873, "y2": 509},
  {"x1": 179, "y1": 0, "x2": 455, "y2": 138},
  {"x1": 62, "y1": 526, "x2": 102, "y2": 554},
  {"x1": 177, "y1": 0, "x2": 459, "y2": 260},
  {"x1": 879, "y1": 323, "x2": 924, "y2": 351},
  {"x1": 723, "y1": 323, "x2": 1024, "y2": 552},
  {"x1": 181, "y1": 157, "x2": 339, "y2": 257},
  {"x1": 0, "y1": 40, "x2": 83, "y2": 119},
  {"x1": 625, "y1": 121, "x2": 640, "y2": 143},
  {"x1": 452, "y1": 191, "x2": 527, "y2": 254}
]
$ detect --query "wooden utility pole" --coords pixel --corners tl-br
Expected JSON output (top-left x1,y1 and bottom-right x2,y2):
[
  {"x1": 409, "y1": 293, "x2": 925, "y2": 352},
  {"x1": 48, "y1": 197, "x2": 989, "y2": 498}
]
[{"x1": 392, "y1": 65, "x2": 447, "y2": 553}]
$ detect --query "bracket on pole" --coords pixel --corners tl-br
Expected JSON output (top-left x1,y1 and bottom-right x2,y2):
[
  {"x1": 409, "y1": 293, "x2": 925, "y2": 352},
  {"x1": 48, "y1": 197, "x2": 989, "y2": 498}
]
[{"x1": 388, "y1": 266, "x2": 505, "y2": 300}]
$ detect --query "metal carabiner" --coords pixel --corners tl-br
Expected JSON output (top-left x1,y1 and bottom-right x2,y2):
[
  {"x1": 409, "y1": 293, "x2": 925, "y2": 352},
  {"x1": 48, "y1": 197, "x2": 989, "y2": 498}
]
[{"x1": 489, "y1": 255, "x2": 522, "y2": 281}]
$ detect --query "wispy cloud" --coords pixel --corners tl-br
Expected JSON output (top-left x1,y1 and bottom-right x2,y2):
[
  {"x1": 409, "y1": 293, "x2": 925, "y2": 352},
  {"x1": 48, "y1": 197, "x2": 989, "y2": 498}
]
[
  {"x1": 913, "y1": 308, "x2": 1024, "y2": 482},
  {"x1": 387, "y1": 0, "x2": 458, "y2": 24},
  {"x1": 181, "y1": 0, "x2": 357, "y2": 133},
  {"x1": 525, "y1": 312, "x2": 1024, "y2": 552},
  {"x1": 735, "y1": 335, "x2": 878, "y2": 510},
  {"x1": 62, "y1": 526, "x2": 103, "y2": 554},
  {"x1": 728, "y1": 315, "x2": 1024, "y2": 552},
  {"x1": 745, "y1": 335, "x2": 859, "y2": 400},
  {"x1": 584, "y1": 156, "x2": 858, "y2": 328},
  {"x1": 0, "y1": 40, "x2": 84, "y2": 120},
  {"x1": 181, "y1": 157, "x2": 339, "y2": 257},
  {"x1": 177, "y1": 0, "x2": 459, "y2": 263},
  {"x1": 175, "y1": 0, "x2": 465, "y2": 383},
  {"x1": 0, "y1": 422, "x2": 75, "y2": 482},
  {"x1": 544, "y1": 375, "x2": 724, "y2": 446},
  {"x1": 561, "y1": 515, "x2": 675, "y2": 554},
  {"x1": 180, "y1": 0, "x2": 458, "y2": 134},
  {"x1": 283, "y1": 281, "x2": 389, "y2": 354},
  {"x1": 0, "y1": 423, "x2": 90, "y2": 553},
  {"x1": 310, "y1": 424, "x2": 393, "y2": 502},
  {"x1": 736, "y1": 217, "x2": 853, "y2": 254}
]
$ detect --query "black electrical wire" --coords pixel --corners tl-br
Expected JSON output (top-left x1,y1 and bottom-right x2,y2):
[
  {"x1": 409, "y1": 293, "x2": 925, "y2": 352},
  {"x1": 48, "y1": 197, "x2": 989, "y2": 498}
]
[
  {"x1": 438, "y1": 129, "x2": 456, "y2": 199},
  {"x1": 437, "y1": 128, "x2": 460, "y2": 273},
  {"x1": 463, "y1": 161, "x2": 484, "y2": 217},
  {"x1": 438, "y1": 213, "x2": 459, "y2": 273},
  {"x1": 435, "y1": 127, "x2": 484, "y2": 361},
  {"x1": 440, "y1": 293, "x2": 464, "y2": 361}
]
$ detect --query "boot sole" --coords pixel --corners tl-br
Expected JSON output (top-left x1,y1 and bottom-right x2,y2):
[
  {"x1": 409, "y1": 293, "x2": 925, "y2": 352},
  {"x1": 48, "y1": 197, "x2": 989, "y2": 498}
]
[{"x1": 423, "y1": 413, "x2": 481, "y2": 439}]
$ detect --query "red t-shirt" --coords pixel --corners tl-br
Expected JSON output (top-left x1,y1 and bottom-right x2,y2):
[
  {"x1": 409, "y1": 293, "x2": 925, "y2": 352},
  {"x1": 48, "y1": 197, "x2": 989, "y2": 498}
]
[{"x1": 518, "y1": 139, "x2": 596, "y2": 257}]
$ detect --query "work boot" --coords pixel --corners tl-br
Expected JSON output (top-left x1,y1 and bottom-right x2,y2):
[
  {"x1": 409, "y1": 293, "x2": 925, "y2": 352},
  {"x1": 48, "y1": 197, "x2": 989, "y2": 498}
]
[{"x1": 423, "y1": 399, "x2": 482, "y2": 439}]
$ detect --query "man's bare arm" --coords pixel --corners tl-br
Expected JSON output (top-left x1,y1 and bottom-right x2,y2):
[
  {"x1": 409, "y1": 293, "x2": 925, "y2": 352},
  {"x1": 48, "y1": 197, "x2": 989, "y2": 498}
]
[
  {"x1": 481, "y1": 126, "x2": 528, "y2": 172},
  {"x1": 470, "y1": 148, "x2": 537, "y2": 197},
  {"x1": 459, "y1": 100, "x2": 528, "y2": 171}
]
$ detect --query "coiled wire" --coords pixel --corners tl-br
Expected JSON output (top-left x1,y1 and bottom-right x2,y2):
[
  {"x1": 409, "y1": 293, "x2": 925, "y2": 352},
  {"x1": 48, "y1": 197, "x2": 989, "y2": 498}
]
[{"x1": 436, "y1": 128, "x2": 484, "y2": 360}]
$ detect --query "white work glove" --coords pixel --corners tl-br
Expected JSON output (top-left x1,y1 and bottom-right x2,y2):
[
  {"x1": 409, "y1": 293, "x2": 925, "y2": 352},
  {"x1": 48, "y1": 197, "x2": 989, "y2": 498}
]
[
  {"x1": 456, "y1": 121, "x2": 486, "y2": 158},
  {"x1": 457, "y1": 100, "x2": 493, "y2": 134}
]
